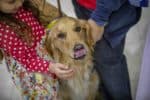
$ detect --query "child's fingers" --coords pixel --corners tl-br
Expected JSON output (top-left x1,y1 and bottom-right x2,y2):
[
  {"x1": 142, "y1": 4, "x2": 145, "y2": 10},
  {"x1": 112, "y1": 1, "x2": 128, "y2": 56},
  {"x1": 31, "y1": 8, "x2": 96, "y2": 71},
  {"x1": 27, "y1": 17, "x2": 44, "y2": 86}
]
[
  {"x1": 57, "y1": 63, "x2": 69, "y2": 70},
  {"x1": 57, "y1": 68, "x2": 74, "y2": 75},
  {"x1": 56, "y1": 67, "x2": 74, "y2": 79},
  {"x1": 51, "y1": 63, "x2": 75, "y2": 79},
  {"x1": 58, "y1": 70, "x2": 74, "y2": 80}
]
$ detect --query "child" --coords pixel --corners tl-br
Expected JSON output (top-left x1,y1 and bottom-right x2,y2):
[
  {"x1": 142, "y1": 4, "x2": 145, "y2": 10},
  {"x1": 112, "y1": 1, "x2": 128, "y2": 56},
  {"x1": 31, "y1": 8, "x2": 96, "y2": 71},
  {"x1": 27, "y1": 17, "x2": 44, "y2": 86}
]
[{"x1": 0, "y1": 0, "x2": 74, "y2": 99}]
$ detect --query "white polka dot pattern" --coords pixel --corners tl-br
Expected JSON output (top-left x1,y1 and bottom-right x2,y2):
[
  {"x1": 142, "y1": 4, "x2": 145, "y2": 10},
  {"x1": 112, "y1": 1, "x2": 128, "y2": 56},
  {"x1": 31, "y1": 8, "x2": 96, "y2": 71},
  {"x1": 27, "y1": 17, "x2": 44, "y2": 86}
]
[{"x1": 0, "y1": 7, "x2": 51, "y2": 74}]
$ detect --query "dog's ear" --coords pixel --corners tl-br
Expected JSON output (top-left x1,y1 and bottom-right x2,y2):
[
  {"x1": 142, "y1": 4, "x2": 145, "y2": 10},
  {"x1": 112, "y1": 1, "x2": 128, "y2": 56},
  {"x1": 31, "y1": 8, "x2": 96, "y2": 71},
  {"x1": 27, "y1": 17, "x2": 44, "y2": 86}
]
[
  {"x1": 79, "y1": 19, "x2": 94, "y2": 49},
  {"x1": 45, "y1": 20, "x2": 58, "y2": 57},
  {"x1": 44, "y1": 29, "x2": 62, "y2": 61},
  {"x1": 44, "y1": 30, "x2": 55, "y2": 58}
]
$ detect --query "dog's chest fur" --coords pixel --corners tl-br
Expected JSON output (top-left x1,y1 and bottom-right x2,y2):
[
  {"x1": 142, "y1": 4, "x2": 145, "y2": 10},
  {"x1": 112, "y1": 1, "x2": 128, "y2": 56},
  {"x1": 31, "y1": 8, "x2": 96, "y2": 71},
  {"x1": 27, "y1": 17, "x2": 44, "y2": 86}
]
[{"x1": 58, "y1": 58, "x2": 99, "y2": 100}]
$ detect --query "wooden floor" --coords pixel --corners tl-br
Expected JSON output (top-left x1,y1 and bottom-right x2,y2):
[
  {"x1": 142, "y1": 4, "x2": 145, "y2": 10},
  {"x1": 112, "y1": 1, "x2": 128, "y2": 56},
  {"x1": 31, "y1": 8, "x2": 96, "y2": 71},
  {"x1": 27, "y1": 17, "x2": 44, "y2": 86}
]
[{"x1": 0, "y1": 0, "x2": 150, "y2": 99}]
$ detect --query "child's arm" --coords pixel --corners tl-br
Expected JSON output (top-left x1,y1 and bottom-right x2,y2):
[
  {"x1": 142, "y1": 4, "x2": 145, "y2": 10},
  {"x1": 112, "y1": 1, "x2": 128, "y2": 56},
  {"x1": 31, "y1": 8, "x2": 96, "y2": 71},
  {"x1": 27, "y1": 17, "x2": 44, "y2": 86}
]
[{"x1": 14, "y1": 45, "x2": 74, "y2": 79}]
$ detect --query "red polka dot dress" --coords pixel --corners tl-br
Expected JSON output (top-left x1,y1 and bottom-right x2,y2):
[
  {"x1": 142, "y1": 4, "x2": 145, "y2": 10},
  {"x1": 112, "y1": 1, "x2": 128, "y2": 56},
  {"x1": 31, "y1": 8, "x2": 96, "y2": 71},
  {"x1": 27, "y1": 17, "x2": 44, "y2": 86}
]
[
  {"x1": 0, "y1": 7, "x2": 58, "y2": 99},
  {"x1": 0, "y1": 7, "x2": 52, "y2": 74}
]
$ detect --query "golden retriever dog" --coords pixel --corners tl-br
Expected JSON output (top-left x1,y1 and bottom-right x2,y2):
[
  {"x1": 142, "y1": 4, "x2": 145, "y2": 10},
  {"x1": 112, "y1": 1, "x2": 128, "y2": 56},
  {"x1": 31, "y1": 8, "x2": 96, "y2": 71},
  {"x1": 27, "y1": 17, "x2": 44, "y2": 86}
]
[{"x1": 45, "y1": 17, "x2": 99, "y2": 100}]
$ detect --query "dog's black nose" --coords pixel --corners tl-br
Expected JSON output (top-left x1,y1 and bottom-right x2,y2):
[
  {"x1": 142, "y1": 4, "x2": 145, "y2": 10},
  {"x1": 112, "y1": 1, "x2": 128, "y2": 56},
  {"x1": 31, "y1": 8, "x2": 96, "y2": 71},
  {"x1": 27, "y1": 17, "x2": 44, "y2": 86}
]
[{"x1": 74, "y1": 44, "x2": 84, "y2": 51}]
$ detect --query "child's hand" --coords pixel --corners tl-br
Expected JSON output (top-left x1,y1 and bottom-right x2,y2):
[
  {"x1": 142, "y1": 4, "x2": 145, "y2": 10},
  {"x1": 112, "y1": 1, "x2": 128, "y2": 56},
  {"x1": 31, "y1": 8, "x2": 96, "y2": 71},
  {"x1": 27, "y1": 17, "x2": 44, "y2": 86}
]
[{"x1": 49, "y1": 62, "x2": 75, "y2": 80}]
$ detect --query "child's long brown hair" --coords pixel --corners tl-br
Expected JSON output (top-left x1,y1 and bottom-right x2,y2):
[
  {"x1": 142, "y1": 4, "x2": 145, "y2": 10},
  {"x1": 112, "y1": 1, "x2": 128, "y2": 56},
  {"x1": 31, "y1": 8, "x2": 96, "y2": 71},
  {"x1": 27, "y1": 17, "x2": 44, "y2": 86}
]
[{"x1": 0, "y1": 0, "x2": 42, "y2": 61}]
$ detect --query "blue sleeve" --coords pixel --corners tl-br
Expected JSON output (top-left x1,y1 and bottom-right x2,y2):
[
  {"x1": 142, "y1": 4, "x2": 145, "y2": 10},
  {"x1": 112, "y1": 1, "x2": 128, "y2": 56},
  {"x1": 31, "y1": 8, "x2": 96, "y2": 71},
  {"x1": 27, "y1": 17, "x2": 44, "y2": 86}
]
[
  {"x1": 90, "y1": 0, "x2": 127, "y2": 26},
  {"x1": 129, "y1": 0, "x2": 149, "y2": 7}
]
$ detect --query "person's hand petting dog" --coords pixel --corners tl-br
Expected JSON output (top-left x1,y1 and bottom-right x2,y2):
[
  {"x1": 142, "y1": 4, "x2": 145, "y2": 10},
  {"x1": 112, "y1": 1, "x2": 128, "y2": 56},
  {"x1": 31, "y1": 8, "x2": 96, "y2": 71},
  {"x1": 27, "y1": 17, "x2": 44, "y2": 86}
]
[
  {"x1": 88, "y1": 19, "x2": 104, "y2": 44},
  {"x1": 49, "y1": 62, "x2": 75, "y2": 80}
]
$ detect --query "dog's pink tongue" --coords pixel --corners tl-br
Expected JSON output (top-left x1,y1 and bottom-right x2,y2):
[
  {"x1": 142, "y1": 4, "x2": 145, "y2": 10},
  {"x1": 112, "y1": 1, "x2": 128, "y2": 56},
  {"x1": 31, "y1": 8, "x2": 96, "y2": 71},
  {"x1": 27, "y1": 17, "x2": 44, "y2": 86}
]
[{"x1": 74, "y1": 49, "x2": 86, "y2": 59}]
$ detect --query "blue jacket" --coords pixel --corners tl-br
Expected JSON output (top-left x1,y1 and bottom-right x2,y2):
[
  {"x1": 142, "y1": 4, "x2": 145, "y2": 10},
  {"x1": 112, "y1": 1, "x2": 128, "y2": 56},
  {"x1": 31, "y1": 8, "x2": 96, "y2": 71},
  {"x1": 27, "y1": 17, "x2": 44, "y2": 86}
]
[{"x1": 90, "y1": 0, "x2": 148, "y2": 47}]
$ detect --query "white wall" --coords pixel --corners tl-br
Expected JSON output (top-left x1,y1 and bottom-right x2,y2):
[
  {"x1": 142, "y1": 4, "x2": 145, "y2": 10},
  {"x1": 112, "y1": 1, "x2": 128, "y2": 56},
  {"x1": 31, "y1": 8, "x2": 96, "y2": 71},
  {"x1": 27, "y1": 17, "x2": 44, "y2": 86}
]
[{"x1": 125, "y1": 7, "x2": 150, "y2": 99}]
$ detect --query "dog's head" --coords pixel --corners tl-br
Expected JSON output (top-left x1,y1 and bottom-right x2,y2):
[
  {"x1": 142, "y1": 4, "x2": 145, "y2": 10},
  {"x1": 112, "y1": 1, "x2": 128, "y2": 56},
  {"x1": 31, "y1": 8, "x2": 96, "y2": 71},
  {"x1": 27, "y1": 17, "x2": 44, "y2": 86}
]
[{"x1": 45, "y1": 17, "x2": 94, "y2": 62}]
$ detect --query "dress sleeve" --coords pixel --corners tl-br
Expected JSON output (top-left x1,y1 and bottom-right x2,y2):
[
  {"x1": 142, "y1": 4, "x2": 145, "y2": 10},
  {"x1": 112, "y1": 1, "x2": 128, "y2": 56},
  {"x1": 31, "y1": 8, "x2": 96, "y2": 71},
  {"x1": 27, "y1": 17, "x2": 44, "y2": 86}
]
[
  {"x1": 18, "y1": 48, "x2": 51, "y2": 74},
  {"x1": 0, "y1": 24, "x2": 53, "y2": 75}
]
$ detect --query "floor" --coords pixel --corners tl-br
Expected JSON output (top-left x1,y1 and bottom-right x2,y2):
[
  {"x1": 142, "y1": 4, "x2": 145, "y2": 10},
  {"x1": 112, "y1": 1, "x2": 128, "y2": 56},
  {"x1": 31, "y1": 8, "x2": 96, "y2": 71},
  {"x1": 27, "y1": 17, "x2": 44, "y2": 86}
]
[{"x1": 0, "y1": 0, "x2": 150, "y2": 100}]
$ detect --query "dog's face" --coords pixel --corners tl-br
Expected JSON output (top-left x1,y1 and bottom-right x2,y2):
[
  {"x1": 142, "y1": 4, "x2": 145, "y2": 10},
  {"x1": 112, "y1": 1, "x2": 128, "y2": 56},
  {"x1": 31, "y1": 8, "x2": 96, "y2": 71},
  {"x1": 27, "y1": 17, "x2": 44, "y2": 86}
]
[{"x1": 45, "y1": 17, "x2": 94, "y2": 61}]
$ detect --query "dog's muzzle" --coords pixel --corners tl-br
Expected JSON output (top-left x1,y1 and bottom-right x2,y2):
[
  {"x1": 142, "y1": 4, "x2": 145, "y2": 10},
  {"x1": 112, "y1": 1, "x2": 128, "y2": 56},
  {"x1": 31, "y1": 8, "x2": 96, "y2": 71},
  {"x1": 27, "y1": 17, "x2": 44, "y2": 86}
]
[{"x1": 73, "y1": 44, "x2": 87, "y2": 60}]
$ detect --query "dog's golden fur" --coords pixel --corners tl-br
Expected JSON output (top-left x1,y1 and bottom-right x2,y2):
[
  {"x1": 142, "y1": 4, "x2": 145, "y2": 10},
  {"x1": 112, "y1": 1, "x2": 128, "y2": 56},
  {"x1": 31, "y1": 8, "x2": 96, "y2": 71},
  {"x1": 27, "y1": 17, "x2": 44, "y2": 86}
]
[{"x1": 45, "y1": 17, "x2": 99, "y2": 100}]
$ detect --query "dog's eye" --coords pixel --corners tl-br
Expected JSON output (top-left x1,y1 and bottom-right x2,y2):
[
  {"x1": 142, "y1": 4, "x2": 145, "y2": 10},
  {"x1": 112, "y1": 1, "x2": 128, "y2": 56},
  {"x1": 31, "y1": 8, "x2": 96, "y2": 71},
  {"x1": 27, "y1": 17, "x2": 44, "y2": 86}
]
[
  {"x1": 57, "y1": 33, "x2": 66, "y2": 39},
  {"x1": 74, "y1": 26, "x2": 81, "y2": 32}
]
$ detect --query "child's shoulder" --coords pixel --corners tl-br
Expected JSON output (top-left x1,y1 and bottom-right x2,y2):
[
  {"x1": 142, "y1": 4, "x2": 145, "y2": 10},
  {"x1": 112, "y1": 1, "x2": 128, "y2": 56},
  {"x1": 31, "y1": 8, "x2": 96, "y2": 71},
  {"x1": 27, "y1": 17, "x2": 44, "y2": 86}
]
[{"x1": 15, "y1": 7, "x2": 33, "y2": 17}]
